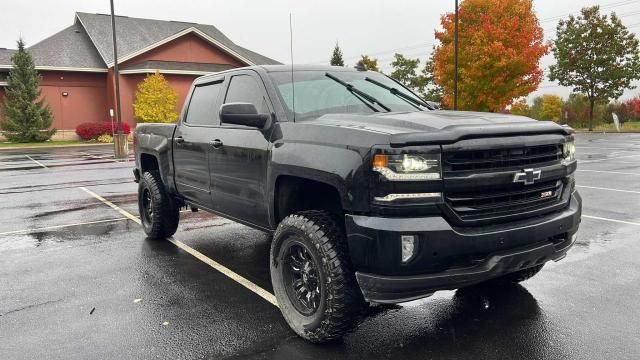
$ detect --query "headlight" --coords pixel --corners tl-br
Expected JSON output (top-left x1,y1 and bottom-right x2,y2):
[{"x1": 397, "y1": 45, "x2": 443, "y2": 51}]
[
  {"x1": 563, "y1": 139, "x2": 575, "y2": 162},
  {"x1": 373, "y1": 153, "x2": 441, "y2": 181}
]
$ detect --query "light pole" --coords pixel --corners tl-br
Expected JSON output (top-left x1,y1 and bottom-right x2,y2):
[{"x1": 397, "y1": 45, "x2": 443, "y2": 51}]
[
  {"x1": 454, "y1": 0, "x2": 459, "y2": 111},
  {"x1": 110, "y1": 0, "x2": 127, "y2": 158}
]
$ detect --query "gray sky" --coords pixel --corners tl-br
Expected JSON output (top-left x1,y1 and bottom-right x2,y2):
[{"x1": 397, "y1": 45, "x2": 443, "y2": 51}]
[{"x1": 1, "y1": 0, "x2": 639, "y2": 101}]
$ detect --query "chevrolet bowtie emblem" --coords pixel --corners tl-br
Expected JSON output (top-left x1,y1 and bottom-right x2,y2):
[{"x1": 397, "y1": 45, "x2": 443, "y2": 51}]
[{"x1": 513, "y1": 168, "x2": 542, "y2": 185}]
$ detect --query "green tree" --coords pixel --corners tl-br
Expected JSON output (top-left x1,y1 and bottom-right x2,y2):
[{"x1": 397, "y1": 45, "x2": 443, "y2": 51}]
[
  {"x1": 539, "y1": 94, "x2": 564, "y2": 122},
  {"x1": 419, "y1": 55, "x2": 444, "y2": 104},
  {"x1": 330, "y1": 42, "x2": 345, "y2": 66},
  {"x1": 510, "y1": 98, "x2": 531, "y2": 116},
  {"x1": 1, "y1": 39, "x2": 55, "y2": 142},
  {"x1": 529, "y1": 95, "x2": 544, "y2": 120},
  {"x1": 356, "y1": 55, "x2": 379, "y2": 72},
  {"x1": 390, "y1": 53, "x2": 423, "y2": 91},
  {"x1": 549, "y1": 6, "x2": 640, "y2": 130},
  {"x1": 133, "y1": 72, "x2": 179, "y2": 123}
]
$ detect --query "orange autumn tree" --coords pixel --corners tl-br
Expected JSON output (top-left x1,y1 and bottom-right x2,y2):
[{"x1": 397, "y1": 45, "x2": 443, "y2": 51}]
[{"x1": 433, "y1": 0, "x2": 550, "y2": 112}]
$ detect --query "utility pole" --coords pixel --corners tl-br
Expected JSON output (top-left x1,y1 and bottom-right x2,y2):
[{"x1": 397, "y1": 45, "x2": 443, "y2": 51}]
[
  {"x1": 110, "y1": 0, "x2": 127, "y2": 158},
  {"x1": 454, "y1": 0, "x2": 459, "y2": 110}
]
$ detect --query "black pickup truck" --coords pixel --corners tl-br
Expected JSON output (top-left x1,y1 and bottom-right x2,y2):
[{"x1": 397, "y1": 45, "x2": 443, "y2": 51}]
[{"x1": 133, "y1": 65, "x2": 581, "y2": 342}]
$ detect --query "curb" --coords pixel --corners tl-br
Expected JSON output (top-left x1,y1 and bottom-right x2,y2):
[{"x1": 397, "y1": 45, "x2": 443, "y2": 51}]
[{"x1": 0, "y1": 143, "x2": 124, "y2": 151}]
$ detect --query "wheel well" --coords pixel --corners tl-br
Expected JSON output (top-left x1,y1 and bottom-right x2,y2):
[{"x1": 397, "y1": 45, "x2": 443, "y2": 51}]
[
  {"x1": 275, "y1": 176, "x2": 344, "y2": 223},
  {"x1": 140, "y1": 153, "x2": 159, "y2": 173}
]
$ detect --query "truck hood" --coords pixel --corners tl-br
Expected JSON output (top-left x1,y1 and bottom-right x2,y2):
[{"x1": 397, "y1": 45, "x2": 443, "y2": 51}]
[{"x1": 305, "y1": 110, "x2": 572, "y2": 146}]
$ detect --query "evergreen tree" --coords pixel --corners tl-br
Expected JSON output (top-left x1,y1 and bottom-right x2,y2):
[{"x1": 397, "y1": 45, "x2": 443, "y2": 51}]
[
  {"x1": 133, "y1": 72, "x2": 179, "y2": 123},
  {"x1": 330, "y1": 42, "x2": 345, "y2": 66},
  {"x1": 1, "y1": 39, "x2": 55, "y2": 142}
]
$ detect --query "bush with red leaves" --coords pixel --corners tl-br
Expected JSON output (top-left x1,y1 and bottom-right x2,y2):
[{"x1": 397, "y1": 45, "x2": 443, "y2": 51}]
[{"x1": 76, "y1": 122, "x2": 131, "y2": 140}]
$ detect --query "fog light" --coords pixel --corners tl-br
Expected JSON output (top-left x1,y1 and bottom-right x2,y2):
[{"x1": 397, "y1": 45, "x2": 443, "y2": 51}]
[{"x1": 401, "y1": 235, "x2": 417, "y2": 263}]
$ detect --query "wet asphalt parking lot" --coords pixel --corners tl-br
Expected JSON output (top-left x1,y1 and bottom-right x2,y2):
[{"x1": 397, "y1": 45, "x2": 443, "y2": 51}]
[{"x1": 1, "y1": 133, "x2": 640, "y2": 359}]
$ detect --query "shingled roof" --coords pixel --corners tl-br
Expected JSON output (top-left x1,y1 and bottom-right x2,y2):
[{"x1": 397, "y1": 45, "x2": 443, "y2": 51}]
[{"x1": 0, "y1": 12, "x2": 280, "y2": 70}]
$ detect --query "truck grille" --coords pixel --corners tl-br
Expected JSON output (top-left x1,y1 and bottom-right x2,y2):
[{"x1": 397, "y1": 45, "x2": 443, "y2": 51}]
[
  {"x1": 443, "y1": 143, "x2": 562, "y2": 173},
  {"x1": 445, "y1": 180, "x2": 564, "y2": 221},
  {"x1": 441, "y1": 139, "x2": 570, "y2": 224}
]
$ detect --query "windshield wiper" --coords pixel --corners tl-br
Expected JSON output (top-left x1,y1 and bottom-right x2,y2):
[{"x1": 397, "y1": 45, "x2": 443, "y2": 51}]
[
  {"x1": 365, "y1": 77, "x2": 435, "y2": 110},
  {"x1": 325, "y1": 73, "x2": 391, "y2": 112}
]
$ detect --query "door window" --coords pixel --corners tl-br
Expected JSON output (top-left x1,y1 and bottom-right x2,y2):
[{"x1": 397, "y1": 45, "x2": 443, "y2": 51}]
[
  {"x1": 185, "y1": 81, "x2": 223, "y2": 126},
  {"x1": 224, "y1": 75, "x2": 269, "y2": 114}
]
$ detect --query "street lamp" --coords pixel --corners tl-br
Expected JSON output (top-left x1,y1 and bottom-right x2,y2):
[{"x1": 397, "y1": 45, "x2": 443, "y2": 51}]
[
  {"x1": 110, "y1": 0, "x2": 128, "y2": 159},
  {"x1": 454, "y1": 0, "x2": 459, "y2": 111}
]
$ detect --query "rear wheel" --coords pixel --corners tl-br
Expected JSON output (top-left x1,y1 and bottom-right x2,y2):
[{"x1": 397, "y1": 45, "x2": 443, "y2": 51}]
[
  {"x1": 138, "y1": 171, "x2": 179, "y2": 239},
  {"x1": 270, "y1": 210, "x2": 365, "y2": 343}
]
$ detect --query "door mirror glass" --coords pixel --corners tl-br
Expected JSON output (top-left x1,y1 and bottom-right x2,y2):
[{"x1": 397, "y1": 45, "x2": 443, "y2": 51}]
[{"x1": 219, "y1": 102, "x2": 269, "y2": 128}]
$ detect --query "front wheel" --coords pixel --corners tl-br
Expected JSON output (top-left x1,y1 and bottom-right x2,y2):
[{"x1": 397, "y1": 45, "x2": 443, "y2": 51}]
[
  {"x1": 138, "y1": 171, "x2": 179, "y2": 239},
  {"x1": 270, "y1": 211, "x2": 365, "y2": 343}
]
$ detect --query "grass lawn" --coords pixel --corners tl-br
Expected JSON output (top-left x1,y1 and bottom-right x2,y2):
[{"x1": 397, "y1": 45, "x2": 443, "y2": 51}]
[
  {"x1": 591, "y1": 121, "x2": 640, "y2": 132},
  {"x1": 0, "y1": 140, "x2": 85, "y2": 148}
]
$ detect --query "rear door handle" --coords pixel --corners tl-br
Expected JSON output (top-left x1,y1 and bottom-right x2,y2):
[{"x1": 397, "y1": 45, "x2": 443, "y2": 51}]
[
  {"x1": 210, "y1": 139, "x2": 223, "y2": 149},
  {"x1": 175, "y1": 136, "x2": 185, "y2": 144}
]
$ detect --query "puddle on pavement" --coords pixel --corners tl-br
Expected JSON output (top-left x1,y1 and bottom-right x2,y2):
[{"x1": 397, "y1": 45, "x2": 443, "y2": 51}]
[{"x1": 0, "y1": 219, "x2": 137, "y2": 251}]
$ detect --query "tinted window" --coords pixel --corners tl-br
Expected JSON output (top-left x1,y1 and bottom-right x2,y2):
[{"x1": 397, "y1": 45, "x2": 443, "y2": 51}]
[
  {"x1": 269, "y1": 71, "x2": 425, "y2": 120},
  {"x1": 185, "y1": 82, "x2": 222, "y2": 125},
  {"x1": 224, "y1": 75, "x2": 269, "y2": 113}
]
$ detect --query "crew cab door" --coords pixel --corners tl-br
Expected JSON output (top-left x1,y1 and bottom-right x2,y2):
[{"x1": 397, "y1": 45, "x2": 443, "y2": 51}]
[
  {"x1": 173, "y1": 78, "x2": 224, "y2": 207},
  {"x1": 208, "y1": 71, "x2": 273, "y2": 228}
]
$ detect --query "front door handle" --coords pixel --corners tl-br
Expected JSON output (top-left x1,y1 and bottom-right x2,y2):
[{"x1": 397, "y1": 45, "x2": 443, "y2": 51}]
[
  {"x1": 210, "y1": 139, "x2": 223, "y2": 149},
  {"x1": 175, "y1": 136, "x2": 185, "y2": 144}
]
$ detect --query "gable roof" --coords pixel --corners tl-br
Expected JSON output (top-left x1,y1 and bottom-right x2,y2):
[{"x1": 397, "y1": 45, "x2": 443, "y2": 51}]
[
  {"x1": 75, "y1": 12, "x2": 280, "y2": 67},
  {"x1": 0, "y1": 12, "x2": 280, "y2": 71},
  {"x1": 28, "y1": 23, "x2": 107, "y2": 70}
]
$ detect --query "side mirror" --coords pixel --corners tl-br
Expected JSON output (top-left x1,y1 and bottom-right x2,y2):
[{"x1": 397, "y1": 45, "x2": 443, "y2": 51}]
[{"x1": 219, "y1": 102, "x2": 269, "y2": 128}]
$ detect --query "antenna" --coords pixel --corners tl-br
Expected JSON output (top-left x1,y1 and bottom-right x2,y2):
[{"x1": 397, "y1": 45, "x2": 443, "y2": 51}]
[{"x1": 289, "y1": 13, "x2": 296, "y2": 122}]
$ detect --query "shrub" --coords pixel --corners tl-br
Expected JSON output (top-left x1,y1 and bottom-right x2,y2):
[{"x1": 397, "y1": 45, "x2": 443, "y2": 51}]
[
  {"x1": 97, "y1": 134, "x2": 113, "y2": 143},
  {"x1": 133, "y1": 72, "x2": 178, "y2": 123},
  {"x1": 75, "y1": 122, "x2": 130, "y2": 141}
]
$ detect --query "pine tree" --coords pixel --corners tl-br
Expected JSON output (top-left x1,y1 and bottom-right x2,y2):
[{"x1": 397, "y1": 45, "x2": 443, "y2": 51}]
[
  {"x1": 1, "y1": 39, "x2": 55, "y2": 142},
  {"x1": 330, "y1": 42, "x2": 345, "y2": 66},
  {"x1": 133, "y1": 72, "x2": 179, "y2": 123}
]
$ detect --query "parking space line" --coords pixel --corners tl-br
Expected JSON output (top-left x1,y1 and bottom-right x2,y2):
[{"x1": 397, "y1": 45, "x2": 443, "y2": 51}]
[
  {"x1": 577, "y1": 169, "x2": 640, "y2": 176},
  {"x1": 583, "y1": 215, "x2": 640, "y2": 227},
  {"x1": 80, "y1": 186, "x2": 278, "y2": 307},
  {"x1": 580, "y1": 154, "x2": 640, "y2": 164},
  {"x1": 79, "y1": 187, "x2": 142, "y2": 223},
  {"x1": 576, "y1": 185, "x2": 640, "y2": 194},
  {"x1": 0, "y1": 217, "x2": 129, "y2": 236},
  {"x1": 168, "y1": 238, "x2": 278, "y2": 306},
  {"x1": 25, "y1": 155, "x2": 48, "y2": 169}
]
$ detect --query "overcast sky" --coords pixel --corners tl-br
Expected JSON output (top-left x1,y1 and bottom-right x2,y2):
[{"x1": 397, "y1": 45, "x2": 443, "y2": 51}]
[{"x1": 1, "y1": 0, "x2": 639, "y2": 101}]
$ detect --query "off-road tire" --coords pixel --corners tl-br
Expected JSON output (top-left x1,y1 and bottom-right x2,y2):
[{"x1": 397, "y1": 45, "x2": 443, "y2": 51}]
[
  {"x1": 270, "y1": 210, "x2": 365, "y2": 343},
  {"x1": 499, "y1": 264, "x2": 545, "y2": 283},
  {"x1": 138, "y1": 171, "x2": 179, "y2": 239}
]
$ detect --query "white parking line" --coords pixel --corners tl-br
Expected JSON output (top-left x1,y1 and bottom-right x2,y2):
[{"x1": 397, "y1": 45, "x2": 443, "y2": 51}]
[
  {"x1": 577, "y1": 169, "x2": 640, "y2": 176},
  {"x1": 168, "y1": 238, "x2": 278, "y2": 306},
  {"x1": 25, "y1": 155, "x2": 48, "y2": 169},
  {"x1": 580, "y1": 154, "x2": 640, "y2": 164},
  {"x1": 79, "y1": 187, "x2": 142, "y2": 223},
  {"x1": 0, "y1": 217, "x2": 129, "y2": 236},
  {"x1": 583, "y1": 215, "x2": 640, "y2": 227},
  {"x1": 576, "y1": 185, "x2": 640, "y2": 194},
  {"x1": 80, "y1": 186, "x2": 278, "y2": 307}
]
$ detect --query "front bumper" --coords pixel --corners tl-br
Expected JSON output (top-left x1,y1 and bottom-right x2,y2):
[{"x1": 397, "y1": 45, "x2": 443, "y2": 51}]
[{"x1": 346, "y1": 192, "x2": 581, "y2": 303}]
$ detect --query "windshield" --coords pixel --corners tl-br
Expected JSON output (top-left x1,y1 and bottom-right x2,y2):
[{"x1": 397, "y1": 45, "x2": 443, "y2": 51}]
[{"x1": 269, "y1": 70, "x2": 428, "y2": 121}]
